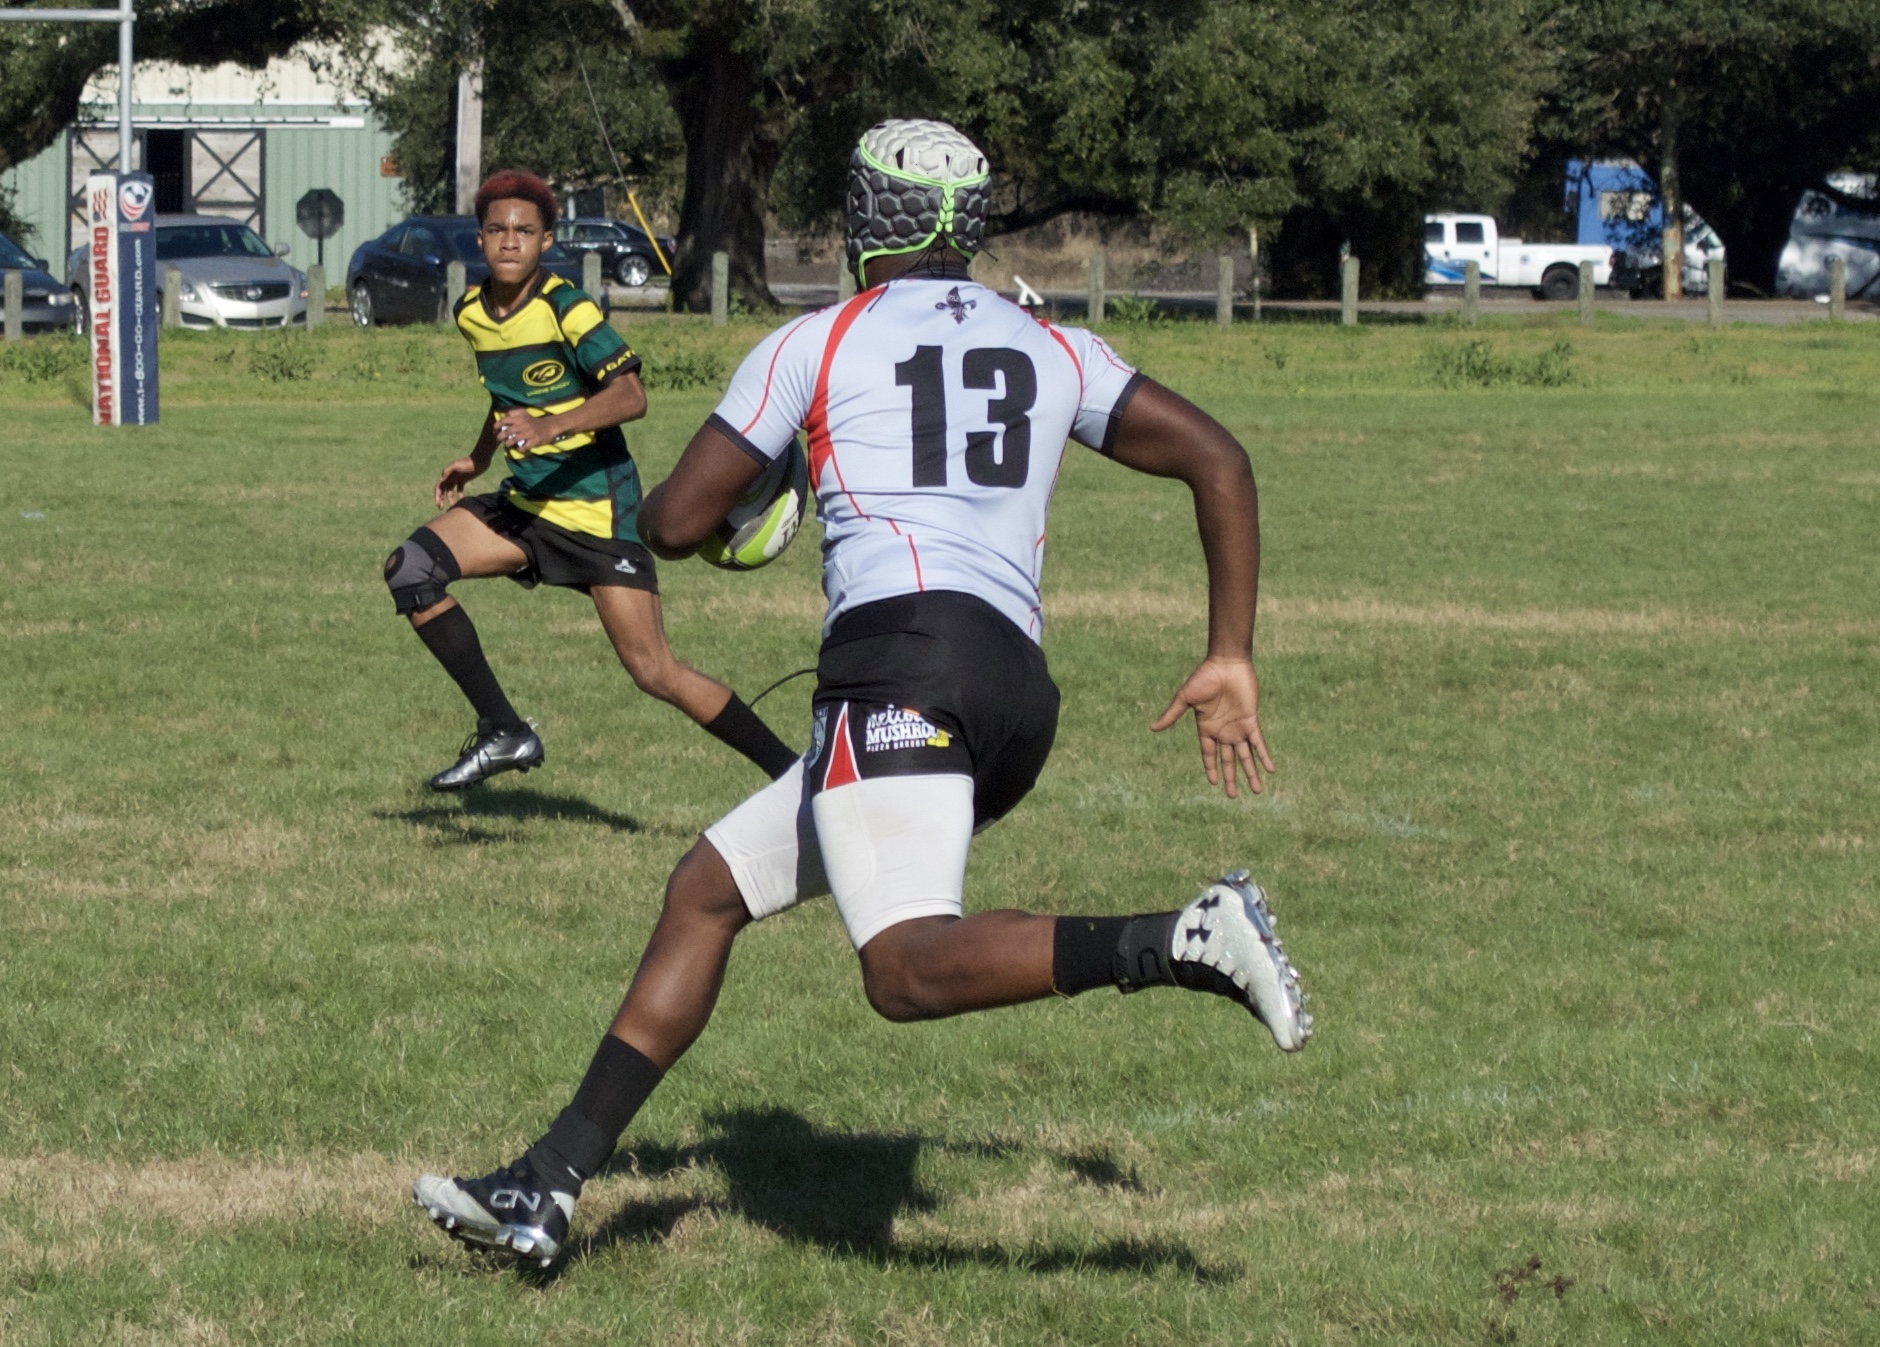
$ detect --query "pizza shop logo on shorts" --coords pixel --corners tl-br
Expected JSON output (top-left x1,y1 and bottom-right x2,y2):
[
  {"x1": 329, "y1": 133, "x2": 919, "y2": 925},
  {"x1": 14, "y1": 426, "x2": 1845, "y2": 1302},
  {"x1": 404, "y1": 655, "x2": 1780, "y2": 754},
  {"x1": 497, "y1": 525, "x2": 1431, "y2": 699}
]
[
  {"x1": 119, "y1": 180, "x2": 153, "y2": 221},
  {"x1": 863, "y1": 707, "x2": 951, "y2": 753},
  {"x1": 522, "y1": 359, "x2": 566, "y2": 388}
]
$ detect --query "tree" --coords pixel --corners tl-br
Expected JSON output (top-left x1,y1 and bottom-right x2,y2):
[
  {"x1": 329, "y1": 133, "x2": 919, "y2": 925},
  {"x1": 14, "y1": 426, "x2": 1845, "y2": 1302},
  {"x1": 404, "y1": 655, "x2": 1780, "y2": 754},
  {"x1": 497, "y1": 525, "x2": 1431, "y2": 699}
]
[
  {"x1": 1544, "y1": 0, "x2": 1880, "y2": 296},
  {"x1": 359, "y1": 0, "x2": 1546, "y2": 305},
  {"x1": 0, "y1": 2, "x2": 342, "y2": 176}
]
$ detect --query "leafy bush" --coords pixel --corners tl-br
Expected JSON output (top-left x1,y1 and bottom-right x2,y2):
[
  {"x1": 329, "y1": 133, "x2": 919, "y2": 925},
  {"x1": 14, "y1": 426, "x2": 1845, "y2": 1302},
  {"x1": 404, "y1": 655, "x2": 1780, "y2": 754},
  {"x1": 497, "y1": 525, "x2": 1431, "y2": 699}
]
[
  {"x1": 1426, "y1": 338, "x2": 1575, "y2": 389},
  {"x1": 250, "y1": 336, "x2": 314, "y2": 382},
  {"x1": 0, "y1": 334, "x2": 86, "y2": 383},
  {"x1": 1106, "y1": 294, "x2": 1162, "y2": 325},
  {"x1": 640, "y1": 347, "x2": 726, "y2": 391}
]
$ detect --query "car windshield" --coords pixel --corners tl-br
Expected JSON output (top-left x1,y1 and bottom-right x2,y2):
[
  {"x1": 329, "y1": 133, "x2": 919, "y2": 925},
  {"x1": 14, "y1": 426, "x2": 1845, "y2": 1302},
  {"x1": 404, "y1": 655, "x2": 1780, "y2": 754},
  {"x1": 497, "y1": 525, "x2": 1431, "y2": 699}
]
[
  {"x1": 156, "y1": 224, "x2": 275, "y2": 261},
  {"x1": 0, "y1": 234, "x2": 34, "y2": 268}
]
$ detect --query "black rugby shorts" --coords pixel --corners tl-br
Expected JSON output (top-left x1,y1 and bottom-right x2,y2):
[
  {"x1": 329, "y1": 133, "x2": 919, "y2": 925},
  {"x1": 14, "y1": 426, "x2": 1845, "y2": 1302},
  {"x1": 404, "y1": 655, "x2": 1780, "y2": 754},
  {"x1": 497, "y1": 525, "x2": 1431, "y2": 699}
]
[{"x1": 804, "y1": 590, "x2": 1059, "y2": 828}]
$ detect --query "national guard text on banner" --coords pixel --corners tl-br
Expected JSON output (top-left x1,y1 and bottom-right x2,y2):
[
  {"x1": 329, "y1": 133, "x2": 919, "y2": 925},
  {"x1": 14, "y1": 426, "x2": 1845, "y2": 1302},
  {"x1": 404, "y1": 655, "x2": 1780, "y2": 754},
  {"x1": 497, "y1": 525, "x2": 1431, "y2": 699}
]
[{"x1": 86, "y1": 171, "x2": 160, "y2": 426}]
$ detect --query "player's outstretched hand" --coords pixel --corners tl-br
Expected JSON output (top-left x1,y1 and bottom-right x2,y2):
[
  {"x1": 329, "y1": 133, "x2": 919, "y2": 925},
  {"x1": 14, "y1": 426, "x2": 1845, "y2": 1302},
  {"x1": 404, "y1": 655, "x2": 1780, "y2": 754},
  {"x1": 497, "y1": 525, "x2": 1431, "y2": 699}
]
[
  {"x1": 434, "y1": 456, "x2": 483, "y2": 510},
  {"x1": 1152, "y1": 656, "x2": 1276, "y2": 799}
]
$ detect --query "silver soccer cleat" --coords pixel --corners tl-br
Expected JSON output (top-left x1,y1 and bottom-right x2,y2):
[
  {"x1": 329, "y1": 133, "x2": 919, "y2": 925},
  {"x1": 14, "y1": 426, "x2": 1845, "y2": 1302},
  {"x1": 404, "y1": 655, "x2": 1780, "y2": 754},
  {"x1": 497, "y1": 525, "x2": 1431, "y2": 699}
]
[
  {"x1": 1172, "y1": 869, "x2": 1313, "y2": 1051},
  {"x1": 412, "y1": 1160, "x2": 574, "y2": 1269}
]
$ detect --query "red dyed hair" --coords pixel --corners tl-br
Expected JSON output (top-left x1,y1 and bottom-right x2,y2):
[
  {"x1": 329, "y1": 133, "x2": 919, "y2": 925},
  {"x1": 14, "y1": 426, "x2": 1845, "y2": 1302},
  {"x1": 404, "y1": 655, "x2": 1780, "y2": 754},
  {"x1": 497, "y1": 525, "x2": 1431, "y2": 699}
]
[{"x1": 474, "y1": 169, "x2": 558, "y2": 230}]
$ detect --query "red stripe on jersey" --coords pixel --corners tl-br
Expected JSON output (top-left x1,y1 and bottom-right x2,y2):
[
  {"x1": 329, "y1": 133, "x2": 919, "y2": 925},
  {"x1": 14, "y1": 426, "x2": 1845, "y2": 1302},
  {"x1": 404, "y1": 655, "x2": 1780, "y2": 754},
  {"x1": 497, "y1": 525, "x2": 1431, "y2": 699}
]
[
  {"x1": 738, "y1": 310, "x2": 820, "y2": 437},
  {"x1": 1041, "y1": 322, "x2": 1086, "y2": 400},
  {"x1": 906, "y1": 534, "x2": 925, "y2": 589},
  {"x1": 822, "y1": 702, "x2": 860, "y2": 790},
  {"x1": 804, "y1": 289, "x2": 880, "y2": 490}
]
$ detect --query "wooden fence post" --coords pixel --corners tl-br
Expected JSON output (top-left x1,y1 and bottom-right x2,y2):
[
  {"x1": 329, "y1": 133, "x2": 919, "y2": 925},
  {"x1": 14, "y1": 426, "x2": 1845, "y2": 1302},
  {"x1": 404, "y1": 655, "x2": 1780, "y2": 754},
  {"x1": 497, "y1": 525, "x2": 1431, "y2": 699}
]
[
  {"x1": 711, "y1": 251, "x2": 729, "y2": 326},
  {"x1": 1216, "y1": 254, "x2": 1234, "y2": 327},
  {"x1": 1828, "y1": 255, "x2": 1845, "y2": 322},
  {"x1": 1462, "y1": 261, "x2": 1480, "y2": 327},
  {"x1": 1579, "y1": 261, "x2": 1596, "y2": 327},
  {"x1": 1706, "y1": 259, "x2": 1724, "y2": 328},
  {"x1": 305, "y1": 263, "x2": 325, "y2": 329},
  {"x1": 160, "y1": 266, "x2": 182, "y2": 328},
  {"x1": 3, "y1": 270, "x2": 21, "y2": 342},
  {"x1": 1340, "y1": 256, "x2": 1359, "y2": 326},
  {"x1": 1087, "y1": 251, "x2": 1106, "y2": 323}
]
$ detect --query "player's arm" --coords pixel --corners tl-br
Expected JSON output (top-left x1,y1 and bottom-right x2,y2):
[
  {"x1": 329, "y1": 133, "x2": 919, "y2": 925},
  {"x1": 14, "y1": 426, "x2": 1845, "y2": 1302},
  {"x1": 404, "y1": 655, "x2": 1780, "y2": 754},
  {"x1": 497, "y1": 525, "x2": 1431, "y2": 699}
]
[
  {"x1": 1105, "y1": 379, "x2": 1275, "y2": 798},
  {"x1": 494, "y1": 372, "x2": 647, "y2": 452},
  {"x1": 435, "y1": 408, "x2": 502, "y2": 509},
  {"x1": 638, "y1": 421, "x2": 764, "y2": 560}
]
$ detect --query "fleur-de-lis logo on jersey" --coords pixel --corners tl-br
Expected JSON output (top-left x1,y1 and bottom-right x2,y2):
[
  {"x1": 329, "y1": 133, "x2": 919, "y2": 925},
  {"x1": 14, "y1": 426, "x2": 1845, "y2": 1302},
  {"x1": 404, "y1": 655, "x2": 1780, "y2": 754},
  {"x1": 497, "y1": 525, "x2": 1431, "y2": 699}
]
[{"x1": 936, "y1": 286, "x2": 977, "y2": 324}]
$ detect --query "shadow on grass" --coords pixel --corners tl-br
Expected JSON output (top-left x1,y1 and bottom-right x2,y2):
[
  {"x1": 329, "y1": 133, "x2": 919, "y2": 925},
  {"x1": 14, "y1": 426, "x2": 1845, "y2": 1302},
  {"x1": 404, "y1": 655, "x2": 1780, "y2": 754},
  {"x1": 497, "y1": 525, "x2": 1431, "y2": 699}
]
[
  {"x1": 562, "y1": 1107, "x2": 1236, "y2": 1283},
  {"x1": 378, "y1": 785, "x2": 643, "y2": 842}
]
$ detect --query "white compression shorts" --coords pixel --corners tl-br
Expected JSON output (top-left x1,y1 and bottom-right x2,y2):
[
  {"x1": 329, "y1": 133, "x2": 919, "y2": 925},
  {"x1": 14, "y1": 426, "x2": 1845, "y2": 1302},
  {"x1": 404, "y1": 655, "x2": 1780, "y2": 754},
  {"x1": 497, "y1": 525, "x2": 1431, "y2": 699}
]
[{"x1": 704, "y1": 759, "x2": 975, "y2": 950}]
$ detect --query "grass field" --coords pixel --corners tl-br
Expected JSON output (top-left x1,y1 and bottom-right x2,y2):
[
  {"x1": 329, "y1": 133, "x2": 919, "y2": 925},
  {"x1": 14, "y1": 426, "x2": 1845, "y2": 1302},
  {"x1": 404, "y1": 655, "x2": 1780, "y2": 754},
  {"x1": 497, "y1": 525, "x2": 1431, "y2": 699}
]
[{"x1": 2, "y1": 311, "x2": 1876, "y2": 1345}]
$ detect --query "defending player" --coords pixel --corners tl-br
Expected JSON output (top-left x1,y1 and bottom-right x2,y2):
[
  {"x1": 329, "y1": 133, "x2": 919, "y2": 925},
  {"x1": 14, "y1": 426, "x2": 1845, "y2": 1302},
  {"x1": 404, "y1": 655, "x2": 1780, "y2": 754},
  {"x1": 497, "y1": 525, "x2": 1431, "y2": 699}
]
[
  {"x1": 412, "y1": 123, "x2": 1310, "y2": 1264},
  {"x1": 382, "y1": 169, "x2": 797, "y2": 790}
]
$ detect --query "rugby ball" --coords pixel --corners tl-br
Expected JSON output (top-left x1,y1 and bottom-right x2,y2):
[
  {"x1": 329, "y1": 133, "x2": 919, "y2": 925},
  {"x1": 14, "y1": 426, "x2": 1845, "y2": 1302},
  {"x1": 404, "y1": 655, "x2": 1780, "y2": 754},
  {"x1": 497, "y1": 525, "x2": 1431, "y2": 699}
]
[{"x1": 698, "y1": 438, "x2": 810, "y2": 571}]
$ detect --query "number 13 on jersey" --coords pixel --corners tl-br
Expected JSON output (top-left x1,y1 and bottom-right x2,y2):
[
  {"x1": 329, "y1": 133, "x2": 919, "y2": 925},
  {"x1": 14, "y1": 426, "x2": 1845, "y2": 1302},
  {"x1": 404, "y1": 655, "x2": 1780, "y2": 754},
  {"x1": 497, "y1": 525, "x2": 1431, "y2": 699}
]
[{"x1": 894, "y1": 345, "x2": 1037, "y2": 489}]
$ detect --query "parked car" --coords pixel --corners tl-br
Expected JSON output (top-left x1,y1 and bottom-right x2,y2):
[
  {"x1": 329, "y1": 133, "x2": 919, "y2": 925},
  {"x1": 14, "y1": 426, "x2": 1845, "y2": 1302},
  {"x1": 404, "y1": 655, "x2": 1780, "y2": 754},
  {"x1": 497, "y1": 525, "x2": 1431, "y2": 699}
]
[
  {"x1": 1608, "y1": 212, "x2": 1726, "y2": 297},
  {"x1": 558, "y1": 217, "x2": 674, "y2": 288},
  {"x1": 345, "y1": 216, "x2": 589, "y2": 326},
  {"x1": 68, "y1": 214, "x2": 309, "y2": 332},
  {"x1": 1424, "y1": 213, "x2": 1618, "y2": 299},
  {"x1": 0, "y1": 230, "x2": 80, "y2": 332},
  {"x1": 1777, "y1": 173, "x2": 1879, "y2": 302}
]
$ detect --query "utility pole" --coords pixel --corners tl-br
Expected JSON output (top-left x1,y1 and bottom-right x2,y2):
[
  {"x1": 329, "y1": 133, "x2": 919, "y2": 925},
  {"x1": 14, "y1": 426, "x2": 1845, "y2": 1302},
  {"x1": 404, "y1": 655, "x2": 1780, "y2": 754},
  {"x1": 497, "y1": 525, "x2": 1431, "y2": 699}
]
[{"x1": 454, "y1": 59, "x2": 483, "y2": 216}]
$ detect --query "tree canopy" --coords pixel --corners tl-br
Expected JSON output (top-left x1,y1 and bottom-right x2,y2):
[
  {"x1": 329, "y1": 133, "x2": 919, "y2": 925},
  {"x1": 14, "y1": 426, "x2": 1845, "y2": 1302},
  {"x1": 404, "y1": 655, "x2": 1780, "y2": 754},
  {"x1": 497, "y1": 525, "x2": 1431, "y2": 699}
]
[{"x1": 6, "y1": 0, "x2": 1878, "y2": 300}]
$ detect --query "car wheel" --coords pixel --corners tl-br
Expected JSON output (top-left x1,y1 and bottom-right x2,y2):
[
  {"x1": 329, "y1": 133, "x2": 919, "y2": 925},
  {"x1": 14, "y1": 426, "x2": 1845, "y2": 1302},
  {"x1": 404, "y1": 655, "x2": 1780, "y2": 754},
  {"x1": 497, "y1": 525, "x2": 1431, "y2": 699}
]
[
  {"x1": 616, "y1": 254, "x2": 652, "y2": 288},
  {"x1": 351, "y1": 282, "x2": 375, "y2": 327},
  {"x1": 71, "y1": 288, "x2": 89, "y2": 335},
  {"x1": 1540, "y1": 266, "x2": 1579, "y2": 302}
]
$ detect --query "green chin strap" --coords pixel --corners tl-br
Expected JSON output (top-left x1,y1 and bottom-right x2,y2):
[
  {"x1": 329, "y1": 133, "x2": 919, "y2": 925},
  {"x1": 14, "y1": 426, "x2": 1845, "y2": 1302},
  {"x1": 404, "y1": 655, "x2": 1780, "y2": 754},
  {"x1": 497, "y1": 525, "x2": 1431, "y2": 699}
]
[{"x1": 849, "y1": 142, "x2": 988, "y2": 288}]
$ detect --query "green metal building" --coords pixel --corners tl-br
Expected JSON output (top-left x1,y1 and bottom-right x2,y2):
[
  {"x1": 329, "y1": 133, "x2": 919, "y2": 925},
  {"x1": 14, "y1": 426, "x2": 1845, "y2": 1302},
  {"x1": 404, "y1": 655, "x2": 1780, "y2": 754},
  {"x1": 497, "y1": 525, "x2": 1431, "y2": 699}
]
[{"x1": 1, "y1": 51, "x2": 404, "y2": 286}]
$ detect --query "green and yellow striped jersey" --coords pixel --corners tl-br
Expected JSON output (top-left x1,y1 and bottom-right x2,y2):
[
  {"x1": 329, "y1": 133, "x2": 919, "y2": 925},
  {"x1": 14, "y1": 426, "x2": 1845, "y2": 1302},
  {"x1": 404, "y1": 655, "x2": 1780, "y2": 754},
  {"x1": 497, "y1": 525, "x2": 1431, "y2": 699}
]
[{"x1": 454, "y1": 272, "x2": 644, "y2": 541}]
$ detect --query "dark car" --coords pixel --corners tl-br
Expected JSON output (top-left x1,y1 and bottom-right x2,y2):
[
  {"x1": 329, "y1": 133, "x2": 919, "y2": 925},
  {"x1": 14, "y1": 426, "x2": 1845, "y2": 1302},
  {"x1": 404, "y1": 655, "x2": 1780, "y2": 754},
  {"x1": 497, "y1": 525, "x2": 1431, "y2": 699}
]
[
  {"x1": 0, "y1": 231, "x2": 80, "y2": 333},
  {"x1": 558, "y1": 217, "x2": 674, "y2": 288},
  {"x1": 345, "y1": 216, "x2": 588, "y2": 327}
]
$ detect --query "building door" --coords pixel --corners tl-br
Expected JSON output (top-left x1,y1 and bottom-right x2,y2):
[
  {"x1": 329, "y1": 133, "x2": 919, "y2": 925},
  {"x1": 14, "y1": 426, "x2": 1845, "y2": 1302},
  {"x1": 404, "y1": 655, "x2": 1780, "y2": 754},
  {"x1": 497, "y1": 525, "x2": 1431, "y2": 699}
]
[
  {"x1": 190, "y1": 131, "x2": 266, "y2": 236},
  {"x1": 146, "y1": 130, "x2": 189, "y2": 214}
]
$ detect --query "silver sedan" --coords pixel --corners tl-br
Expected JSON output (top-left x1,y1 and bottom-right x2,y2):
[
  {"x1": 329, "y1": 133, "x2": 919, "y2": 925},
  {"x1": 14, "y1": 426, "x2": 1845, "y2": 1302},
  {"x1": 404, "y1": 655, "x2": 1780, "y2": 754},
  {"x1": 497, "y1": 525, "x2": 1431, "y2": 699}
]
[{"x1": 69, "y1": 214, "x2": 309, "y2": 332}]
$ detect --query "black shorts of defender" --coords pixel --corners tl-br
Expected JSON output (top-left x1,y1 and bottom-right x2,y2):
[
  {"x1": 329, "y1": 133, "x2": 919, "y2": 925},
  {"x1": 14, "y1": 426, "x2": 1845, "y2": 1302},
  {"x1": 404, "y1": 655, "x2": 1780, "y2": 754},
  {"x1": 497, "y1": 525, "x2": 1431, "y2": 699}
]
[
  {"x1": 456, "y1": 492, "x2": 658, "y2": 597},
  {"x1": 804, "y1": 591, "x2": 1060, "y2": 829}
]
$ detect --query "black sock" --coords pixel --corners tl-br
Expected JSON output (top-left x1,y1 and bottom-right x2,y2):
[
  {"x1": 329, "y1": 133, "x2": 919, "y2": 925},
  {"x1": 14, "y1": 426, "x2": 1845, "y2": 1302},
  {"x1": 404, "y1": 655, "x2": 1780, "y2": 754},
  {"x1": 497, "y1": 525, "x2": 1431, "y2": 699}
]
[
  {"x1": 526, "y1": 1036, "x2": 664, "y2": 1191},
  {"x1": 704, "y1": 695, "x2": 799, "y2": 778},
  {"x1": 413, "y1": 604, "x2": 526, "y2": 733},
  {"x1": 1052, "y1": 912, "x2": 1181, "y2": 996}
]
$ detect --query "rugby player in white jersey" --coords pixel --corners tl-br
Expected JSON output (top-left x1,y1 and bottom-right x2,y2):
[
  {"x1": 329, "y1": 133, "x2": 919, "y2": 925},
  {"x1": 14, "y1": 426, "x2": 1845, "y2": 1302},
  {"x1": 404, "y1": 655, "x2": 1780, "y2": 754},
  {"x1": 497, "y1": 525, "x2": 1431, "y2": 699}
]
[{"x1": 412, "y1": 119, "x2": 1312, "y2": 1267}]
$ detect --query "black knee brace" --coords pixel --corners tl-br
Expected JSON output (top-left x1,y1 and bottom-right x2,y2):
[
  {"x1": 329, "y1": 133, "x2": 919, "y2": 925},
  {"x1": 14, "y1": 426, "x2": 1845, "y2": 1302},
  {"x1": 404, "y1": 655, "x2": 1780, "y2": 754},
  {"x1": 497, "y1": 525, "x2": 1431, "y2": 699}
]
[{"x1": 384, "y1": 527, "x2": 461, "y2": 614}]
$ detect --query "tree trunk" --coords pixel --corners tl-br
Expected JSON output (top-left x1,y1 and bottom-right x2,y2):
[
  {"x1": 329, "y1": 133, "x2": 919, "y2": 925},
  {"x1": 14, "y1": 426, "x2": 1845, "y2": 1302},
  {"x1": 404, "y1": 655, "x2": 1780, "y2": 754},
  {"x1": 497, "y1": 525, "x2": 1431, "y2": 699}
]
[
  {"x1": 1683, "y1": 181, "x2": 1802, "y2": 299},
  {"x1": 1659, "y1": 92, "x2": 1683, "y2": 301},
  {"x1": 647, "y1": 38, "x2": 779, "y2": 313}
]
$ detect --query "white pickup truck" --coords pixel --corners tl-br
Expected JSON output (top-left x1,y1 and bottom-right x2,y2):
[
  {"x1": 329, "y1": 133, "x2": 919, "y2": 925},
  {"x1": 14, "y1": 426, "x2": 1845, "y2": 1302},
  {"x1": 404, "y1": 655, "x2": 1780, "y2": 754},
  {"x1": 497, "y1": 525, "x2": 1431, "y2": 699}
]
[{"x1": 1424, "y1": 213, "x2": 1617, "y2": 299}]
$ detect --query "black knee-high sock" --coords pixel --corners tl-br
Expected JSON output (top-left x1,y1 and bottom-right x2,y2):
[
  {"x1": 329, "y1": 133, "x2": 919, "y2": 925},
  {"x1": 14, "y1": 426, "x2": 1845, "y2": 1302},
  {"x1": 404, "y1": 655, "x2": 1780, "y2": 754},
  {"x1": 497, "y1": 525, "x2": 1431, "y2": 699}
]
[
  {"x1": 1052, "y1": 913, "x2": 1183, "y2": 996},
  {"x1": 704, "y1": 694, "x2": 799, "y2": 778},
  {"x1": 413, "y1": 604, "x2": 526, "y2": 732},
  {"x1": 527, "y1": 1036, "x2": 665, "y2": 1190}
]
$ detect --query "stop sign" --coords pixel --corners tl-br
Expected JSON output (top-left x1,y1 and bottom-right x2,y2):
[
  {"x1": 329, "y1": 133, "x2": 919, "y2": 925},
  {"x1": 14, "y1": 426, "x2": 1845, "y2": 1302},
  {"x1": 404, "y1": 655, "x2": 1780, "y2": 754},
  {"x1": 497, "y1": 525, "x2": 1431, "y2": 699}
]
[{"x1": 296, "y1": 188, "x2": 345, "y2": 240}]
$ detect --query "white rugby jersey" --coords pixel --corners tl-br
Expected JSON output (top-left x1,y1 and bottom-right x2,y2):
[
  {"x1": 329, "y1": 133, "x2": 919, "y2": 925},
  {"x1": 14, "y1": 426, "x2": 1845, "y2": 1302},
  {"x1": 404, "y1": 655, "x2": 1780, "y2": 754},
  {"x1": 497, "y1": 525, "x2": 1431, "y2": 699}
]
[{"x1": 709, "y1": 277, "x2": 1141, "y2": 640}]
